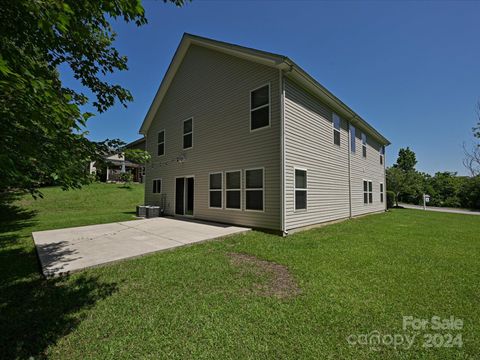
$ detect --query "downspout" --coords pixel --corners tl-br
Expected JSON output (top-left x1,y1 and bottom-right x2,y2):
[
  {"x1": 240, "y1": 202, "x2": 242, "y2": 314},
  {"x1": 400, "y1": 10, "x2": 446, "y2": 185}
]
[
  {"x1": 348, "y1": 116, "x2": 358, "y2": 218},
  {"x1": 279, "y1": 69, "x2": 286, "y2": 235}
]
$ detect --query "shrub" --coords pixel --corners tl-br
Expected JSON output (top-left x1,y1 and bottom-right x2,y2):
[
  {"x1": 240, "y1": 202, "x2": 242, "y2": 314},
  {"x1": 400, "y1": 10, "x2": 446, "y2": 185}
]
[
  {"x1": 120, "y1": 172, "x2": 133, "y2": 187},
  {"x1": 386, "y1": 191, "x2": 395, "y2": 209}
]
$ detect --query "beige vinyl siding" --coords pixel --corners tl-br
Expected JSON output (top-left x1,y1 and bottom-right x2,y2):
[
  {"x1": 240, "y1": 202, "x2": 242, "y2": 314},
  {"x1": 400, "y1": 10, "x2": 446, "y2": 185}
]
[
  {"x1": 284, "y1": 78, "x2": 350, "y2": 230},
  {"x1": 350, "y1": 132, "x2": 386, "y2": 216},
  {"x1": 145, "y1": 45, "x2": 281, "y2": 230}
]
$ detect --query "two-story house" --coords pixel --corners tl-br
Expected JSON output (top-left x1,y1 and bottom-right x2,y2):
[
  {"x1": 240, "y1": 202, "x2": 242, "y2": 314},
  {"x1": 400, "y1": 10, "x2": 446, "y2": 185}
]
[{"x1": 140, "y1": 34, "x2": 390, "y2": 235}]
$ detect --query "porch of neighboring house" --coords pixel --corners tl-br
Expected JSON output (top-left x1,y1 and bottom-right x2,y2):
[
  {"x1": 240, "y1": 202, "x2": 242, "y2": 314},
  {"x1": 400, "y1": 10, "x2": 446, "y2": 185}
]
[{"x1": 89, "y1": 154, "x2": 145, "y2": 183}]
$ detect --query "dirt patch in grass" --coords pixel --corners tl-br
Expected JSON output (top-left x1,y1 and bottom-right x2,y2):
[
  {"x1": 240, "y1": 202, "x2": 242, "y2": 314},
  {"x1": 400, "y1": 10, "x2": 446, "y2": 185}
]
[{"x1": 228, "y1": 253, "x2": 301, "y2": 299}]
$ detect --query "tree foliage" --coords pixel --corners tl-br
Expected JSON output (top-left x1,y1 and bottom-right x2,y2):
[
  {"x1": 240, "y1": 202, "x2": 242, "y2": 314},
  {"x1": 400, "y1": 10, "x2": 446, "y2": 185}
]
[
  {"x1": 0, "y1": 0, "x2": 184, "y2": 196},
  {"x1": 463, "y1": 102, "x2": 480, "y2": 176},
  {"x1": 387, "y1": 147, "x2": 480, "y2": 209},
  {"x1": 394, "y1": 147, "x2": 417, "y2": 172}
]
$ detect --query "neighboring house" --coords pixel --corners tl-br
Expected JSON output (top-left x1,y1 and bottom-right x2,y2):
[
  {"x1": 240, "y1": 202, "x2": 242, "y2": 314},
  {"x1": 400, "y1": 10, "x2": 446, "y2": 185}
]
[
  {"x1": 89, "y1": 138, "x2": 146, "y2": 183},
  {"x1": 140, "y1": 34, "x2": 390, "y2": 234}
]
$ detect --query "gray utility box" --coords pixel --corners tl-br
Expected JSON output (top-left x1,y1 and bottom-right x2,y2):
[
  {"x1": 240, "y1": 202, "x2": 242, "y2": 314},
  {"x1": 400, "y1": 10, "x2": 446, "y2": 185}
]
[
  {"x1": 136, "y1": 205, "x2": 148, "y2": 217},
  {"x1": 146, "y1": 206, "x2": 160, "y2": 218}
]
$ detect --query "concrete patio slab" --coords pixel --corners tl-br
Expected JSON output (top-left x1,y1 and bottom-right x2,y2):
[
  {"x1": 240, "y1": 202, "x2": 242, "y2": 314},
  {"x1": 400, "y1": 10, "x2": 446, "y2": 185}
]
[{"x1": 33, "y1": 217, "x2": 250, "y2": 277}]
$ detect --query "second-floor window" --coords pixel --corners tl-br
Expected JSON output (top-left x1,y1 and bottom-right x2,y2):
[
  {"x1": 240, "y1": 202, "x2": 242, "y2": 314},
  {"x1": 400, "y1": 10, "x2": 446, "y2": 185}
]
[
  {"x1": 250, "y1": 84, "x2": 270, "y2": 131},
  {"x1": 350, "y1": 125, "x2": 356, "y2": 153},
  {"x1": 157, "y1": 130, "x2": 165, "y2": 156},
  {"x1": 380, "y1": 146, "x2": 384, "y2": 165},
  {"x1": 333, "y1": 113, "x2": 341, "y2": 146},
  {"x1": 362, "y1": 133, "x2": 367, "y2": 158},
  {"x1": 183, "y1": 118, "x2": 193, "y2": 150}
]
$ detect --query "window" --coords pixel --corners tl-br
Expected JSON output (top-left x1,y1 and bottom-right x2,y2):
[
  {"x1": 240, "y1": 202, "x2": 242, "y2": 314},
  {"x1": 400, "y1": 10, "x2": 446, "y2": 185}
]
[
  {"x1": 363, "y1": 180, "x2": 372, "y2": 204},
  {"x1": 153, "y1": 179, "x2": 162, "y2": 194},
  {"x1": 295, "y1": 169, "x2": 307, "y2": 210},
  {"x1": 157, "y1": 130, "x2": 165, "y2": 156},
  {"x1": 380, "y1": 146, "x2": 384, "y2": 165},
  {"x1": 350, "y1": 125, "x2": 356, "y2": 153},
  {"x1": 250, "y1": 85, "x2": 270, "y2": 131},
  {"x1": 226, "y1": 171, "x2": 241, "y2": 209},
  {"x1": 380, "y1": 183, "x2": 384, "y2": 203},
  {"x1": 369, "y1": 181, "x2": 373, "y2": 203},
  {"x1": 245, "y1": 168, "x2": 264, "y2": 211},
  {"x1": 333, "y1": 113, "x2": 341, "y2": 146},
  {"x1": 362, "y1": 133, "x2": 367, "y2": 158},
  {"x1": 209, "y1": 173, "x2": 222, "y2": 208},
  {"x1": 183, "y1": 118, "x2": 193, "y2": 149}
]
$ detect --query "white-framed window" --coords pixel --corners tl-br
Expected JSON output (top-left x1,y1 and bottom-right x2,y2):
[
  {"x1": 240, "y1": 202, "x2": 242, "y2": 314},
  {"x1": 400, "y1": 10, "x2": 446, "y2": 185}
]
[
  {"x1": 333, "y1": 113, "x2": 341, "y2": 146},
  {"x1": 363, "y1": 180, "x2": 373, "y2": 204},
  {"x1": 250, "y1": 84, "x2": 270, "y2": 131},
  {"x1": 362, "y1": 133, "x2": 367, "y2": 158},
  {"x1": 380, "y1": 183, "x2": 384, "y2": 203},
  {"x1": 245, "y1": 168, "x2": 264, "y2": 211},
  {"x1": 294, "y1": 168, "x2": 307, "y2": 211},
  {"x1": 153, "y1": 179, "x2": 162, "y2": 194},
  {"x1": 350, "y1": 125, "x2": 356, "y2": 153},
  {"x1": 225, "y1": 170, "x2": 241, "y2": 210},
  {"x1": 209, "y1": 172, "x2": 222, "y2": 208},
  {"x1": 183, "y1": 118, "x2": 193, "y2": 150},
  {"x1": 380, "y1": 146, "x2": 384, "y2": 165},
  {"x1": 157, "y1": 130, "x2": 165, "y2": 156}
]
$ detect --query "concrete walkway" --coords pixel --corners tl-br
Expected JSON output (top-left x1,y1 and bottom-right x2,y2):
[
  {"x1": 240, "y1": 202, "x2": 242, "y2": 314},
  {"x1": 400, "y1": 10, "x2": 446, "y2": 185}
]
[
  {"x1": 33, "y1": 217, "x2": 249, "y2": 277},
  {"x1": 400, "y1": 203, "x2": 480, "y2": 216}
]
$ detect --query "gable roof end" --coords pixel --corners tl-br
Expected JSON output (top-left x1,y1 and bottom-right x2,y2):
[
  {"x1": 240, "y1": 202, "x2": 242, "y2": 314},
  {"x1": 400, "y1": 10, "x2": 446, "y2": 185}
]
[{"x1": 139, "y1": 33, "x2": 390, "y2": 146}]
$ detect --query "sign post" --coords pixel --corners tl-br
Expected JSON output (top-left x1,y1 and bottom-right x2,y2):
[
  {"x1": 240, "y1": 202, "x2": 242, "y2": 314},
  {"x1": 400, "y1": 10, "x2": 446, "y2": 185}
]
[{"x1": 423, "y1": 194, "x2": 430, "y2": 210}]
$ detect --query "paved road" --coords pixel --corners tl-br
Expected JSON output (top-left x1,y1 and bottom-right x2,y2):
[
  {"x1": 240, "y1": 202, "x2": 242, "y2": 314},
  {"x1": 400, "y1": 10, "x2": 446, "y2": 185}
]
[{"x1": 399, "y1": 203, "x2": 480, "y2": 216}]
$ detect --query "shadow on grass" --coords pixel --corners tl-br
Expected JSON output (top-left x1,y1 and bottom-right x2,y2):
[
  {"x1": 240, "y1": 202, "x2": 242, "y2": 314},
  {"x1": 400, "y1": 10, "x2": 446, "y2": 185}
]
[{"x1": 0, "y1": 192, "x2": 119, "y2": 359}]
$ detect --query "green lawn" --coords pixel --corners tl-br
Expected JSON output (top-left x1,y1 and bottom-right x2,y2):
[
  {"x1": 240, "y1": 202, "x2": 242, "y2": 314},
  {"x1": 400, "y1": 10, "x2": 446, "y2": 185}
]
[{"x1": 0, "y1": 183, "x2": 479, "y2": 359}]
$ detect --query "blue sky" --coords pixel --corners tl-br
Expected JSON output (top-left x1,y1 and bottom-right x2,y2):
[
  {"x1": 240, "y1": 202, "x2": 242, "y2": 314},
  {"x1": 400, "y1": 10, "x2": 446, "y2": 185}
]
[{"x1": 65, "y1": 0, "x2": 480, "y2": 175}]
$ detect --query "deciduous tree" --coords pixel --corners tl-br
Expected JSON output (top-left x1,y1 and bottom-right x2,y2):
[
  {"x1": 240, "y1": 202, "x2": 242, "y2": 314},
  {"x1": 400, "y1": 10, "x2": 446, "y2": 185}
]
[{"x1": 0, "y1": 0, "x2": 185, "y2": 196}]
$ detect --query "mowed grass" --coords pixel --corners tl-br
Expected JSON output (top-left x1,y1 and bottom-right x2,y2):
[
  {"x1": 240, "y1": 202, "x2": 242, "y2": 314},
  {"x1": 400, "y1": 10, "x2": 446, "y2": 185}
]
[{"x1": 0, "y1": 184, "x2": 479, "y2": 359}]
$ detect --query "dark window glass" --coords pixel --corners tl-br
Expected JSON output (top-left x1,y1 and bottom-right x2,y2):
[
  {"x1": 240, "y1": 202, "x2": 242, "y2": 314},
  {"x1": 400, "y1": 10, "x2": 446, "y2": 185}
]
[
  {"x1": 364, "y1": 193, "x2": 368, "y2": 204},
  {"x1": 153, "y1": 180, "x2": 161, "y2": 193},
  {"x1": 246, "y1": 190, "x2": 263, "y2": 210},
  {"x1": 210, "y1": 173, "x2": 222, "y2": 189},
  {"x1": 369, "y1": 193, "x2": 373, "y2": 204},
  {"x1": 209, "y1": 191, "x2": 222, "y2": 208},
  {"x1": 226, "y1": 191, "x2": 241, "y2": 209},
  {"x1": 334, "y1": 130, "x2": 340, "y2": 146},
  {"x1": 183, "y1": 119, "x2": 192, "y2": 134},
  {"x1": 251, "y1": 107, "x2": 269, "y2": 130},
  {"x1": 362, "y1": 145, "x2": 367, "y2": 158},
  {"x1": 363, "y1": 181, "x2": 368, "y2": 192},
  {"x1": 226, "y1": 171, "x2": 241, "y2": 189},
  {"x1": 158, "y1": 131, "x2": 164, "y2": 143},
  {"x1": 251, "y1": 85, "x2": 269, "y2": 109},
  {"x1": 295, "y1": 190, "x2": 307, "y2": 210},
  {"x1": 333, "y1": 114, "x2": 341, "y2": 130},
  {"x1": 157, "y1": 143, "x2": 164, "y2": 156},
  {"x1": 295, "y1": 169, "x2": 307, "y2": 189},
  {"x1": 368, "y1": 181, "x2": 373, "y2": 192},
  {"x1": 183, "y1": 133, "x2": 192, "y2": 149},
  {"x1": 246, "y1": 169, "x2": 263, "y2": 188},
  {"x1": 380, "y1": 154, "x2": 383, "y2": 165}
]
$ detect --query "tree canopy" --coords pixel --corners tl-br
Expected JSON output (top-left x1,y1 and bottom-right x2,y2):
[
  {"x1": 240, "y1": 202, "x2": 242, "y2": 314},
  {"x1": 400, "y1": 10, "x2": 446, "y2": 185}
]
[{"x1": 0, "y1": 0, "x2": 184, "y2": 195}]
